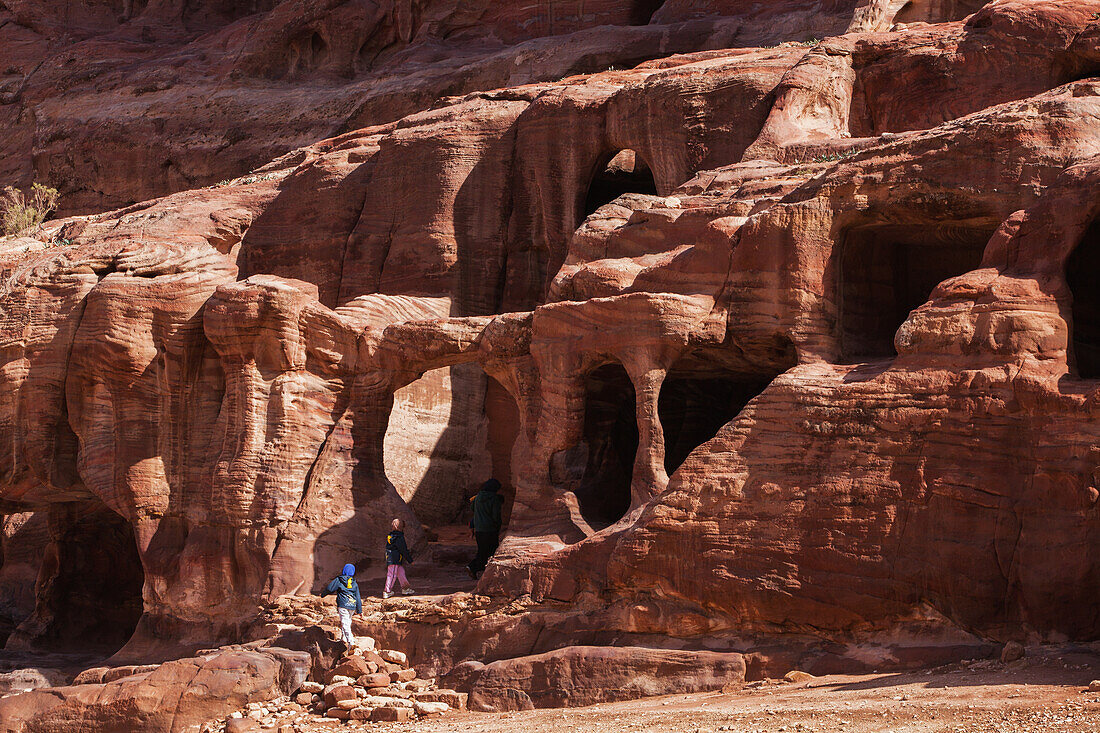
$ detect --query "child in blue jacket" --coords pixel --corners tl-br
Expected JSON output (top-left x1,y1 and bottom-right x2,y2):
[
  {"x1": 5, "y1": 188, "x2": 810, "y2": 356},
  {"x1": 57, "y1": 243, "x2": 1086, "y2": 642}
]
[{"x1": 322, "y1": 563, "x2": 362, "y2": 646}]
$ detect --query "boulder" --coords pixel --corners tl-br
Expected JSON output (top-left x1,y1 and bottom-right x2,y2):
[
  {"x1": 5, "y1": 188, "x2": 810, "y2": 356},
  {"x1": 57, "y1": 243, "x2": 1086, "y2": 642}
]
[
  {"x1": 783, "y1": 671, "x2": 814, "y2": 684},
  {"x1": 361, "y1": 696, "x2": 413, "y2": 708},
  {"x1": 371, "y1": 707, "x2": 413, "y2": 722},
  {"x1": 0, "y1": 669, "x2": 67, "y2": 694},
  {"x1": 360, "y1": 651, "x2": 389, "y2": 670},
  {"x1": 262, "y1": 626, "x2": 348, "y2": 684},
  {"x1": 262, "y1": 648, "x2": 312, "y2": 695},
  {"x1": 1000, "y1": 642, "x2": 1025, "y2": 663},
  {"x1": 72, "y1": 668, "x2": 109, "y2": 686},
  {"x1": 448, "y1": 646, "x2": 745, "y2": 711},
  {"x1": 322, "y1": 683, "x2": 356, "y2": 707},
  {"x1": 414, "y1": 690, "x2": 468, "y2": 710},
  {"x1": 101, "y1": 666, "x2": 141, "y2": 683},
  {"x1": 358, "y1": 673, "x2": 391, "y2": 689},
  {"x1": 225, "y1": 719, "x2": 257, "y2": 733},
  {"x1": 0, "y1": 649, "x2": 296, "y2": 732},
  {"x1": 414, "y1": 701, "x2": 450, "y2": 716},
  {"x1": 379, "y1": 650, "x2": 408, "y2": 666},
  {"x1": 389, "y1": 668, "x2": 417, "y2": 683},
  {"x1": 328, "y1": 655, "x2": 375, "y2": 681}
]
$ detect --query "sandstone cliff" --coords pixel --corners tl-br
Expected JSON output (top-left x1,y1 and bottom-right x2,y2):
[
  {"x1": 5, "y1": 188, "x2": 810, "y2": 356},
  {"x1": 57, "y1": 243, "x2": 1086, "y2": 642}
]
[{"x1": 0, "y1": 0, "x2": 1096, "y2": 706}]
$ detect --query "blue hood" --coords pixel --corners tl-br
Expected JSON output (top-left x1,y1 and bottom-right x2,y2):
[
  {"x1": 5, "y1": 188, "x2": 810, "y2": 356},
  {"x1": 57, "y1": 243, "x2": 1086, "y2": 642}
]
[{"x1": 342, "y1": 563, "x2": 355, "y2": 576}]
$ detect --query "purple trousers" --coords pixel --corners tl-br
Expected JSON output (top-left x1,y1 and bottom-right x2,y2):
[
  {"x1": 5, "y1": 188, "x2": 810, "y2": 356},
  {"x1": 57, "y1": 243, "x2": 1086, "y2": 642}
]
[{"x1": 385, "y1": 564, "x2": 409, "y2": 592}]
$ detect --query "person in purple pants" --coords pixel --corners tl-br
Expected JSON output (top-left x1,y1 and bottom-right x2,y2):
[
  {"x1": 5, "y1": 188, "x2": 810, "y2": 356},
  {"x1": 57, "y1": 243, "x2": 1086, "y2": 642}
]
[{"x1": 383, "y1": 519, "x2": 415, "y2": 599}]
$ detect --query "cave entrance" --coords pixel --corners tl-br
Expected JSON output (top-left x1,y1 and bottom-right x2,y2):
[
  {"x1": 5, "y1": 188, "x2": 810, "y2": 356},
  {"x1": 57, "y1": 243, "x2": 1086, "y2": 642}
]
[
  {"x1": 1067, "y1": 217, "x2": 1100, "y2": 378},
  {"x1": 383, "y1": 363, "x2": 520, "y2": 534},
  {"x1": 573, "y1": 362, "x2": 638, "y2": 530},
  {"x1": 659, "y1": 361, "x2": 778, "y2": 476},
  {"x1": 13, "y1": 502, "x2": 144, "y2": 655},
  {"x1": 629, "y1": 0, "x2": 665, "y2": 25},
  {"x1": 582, "y1": 149, "x2": 658, "y2": 218},
  {"x1": 838, "y1": 223, "x2": 992, "y2": 360}
]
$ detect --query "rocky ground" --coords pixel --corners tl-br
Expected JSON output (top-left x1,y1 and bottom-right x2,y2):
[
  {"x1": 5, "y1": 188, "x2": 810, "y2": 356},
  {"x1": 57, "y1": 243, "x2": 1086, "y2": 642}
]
[
  {"x1": 204, "y1": 642, "x2": 467, "y2": 731},
  {"x1": 229, "y1": 647, "x2": 1100, "y2": 733}
]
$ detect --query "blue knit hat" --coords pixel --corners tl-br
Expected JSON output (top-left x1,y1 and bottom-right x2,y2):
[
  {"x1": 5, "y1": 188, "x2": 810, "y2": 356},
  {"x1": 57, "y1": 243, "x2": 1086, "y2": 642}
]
[{"x1": 342, "y1": 563, "x2": 355, "y2": 576}]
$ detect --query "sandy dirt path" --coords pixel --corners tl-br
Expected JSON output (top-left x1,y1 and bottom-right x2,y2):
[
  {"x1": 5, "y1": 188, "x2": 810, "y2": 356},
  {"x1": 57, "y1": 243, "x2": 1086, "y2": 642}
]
[{"x1": 273, "y1": 645, "x2": 1100, "y2": 733}]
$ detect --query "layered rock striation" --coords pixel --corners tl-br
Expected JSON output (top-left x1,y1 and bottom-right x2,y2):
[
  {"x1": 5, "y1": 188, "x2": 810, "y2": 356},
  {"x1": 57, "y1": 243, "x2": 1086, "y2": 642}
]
[
  {"x1": 0, "y1": 0, "x2": 1096, "y2": 699},
  {"x1": 0, "y1": 0, "x2": 979, "y2": 216}
]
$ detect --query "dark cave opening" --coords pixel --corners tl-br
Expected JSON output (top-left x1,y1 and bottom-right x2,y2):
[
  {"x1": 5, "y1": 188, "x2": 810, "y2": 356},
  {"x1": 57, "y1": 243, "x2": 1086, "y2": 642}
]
[
  {"x1": 574, "y1": 363, "x2": 638, "y2": 530},
  {"x1": 17, "y1": 502, "x2": 145, "y2": 654},
  {"x1": 658, "y1": 367, "x2": 776, "y2": 476},
  {"x1": 1067, "y1": 217, "x2": 1100, "y2": 378},
  {"x1": 310, "y1": 32, "x2": 327, "y2": 64},
  {"x1": 838, "y1": 223, "x2": 992, "y2": 360},
  {"x1": 582, "y1": 149, "x2": 658, "y2": 219},
  {"x1": 629, "y1": 0, "x2": 665, "y2": 25}
]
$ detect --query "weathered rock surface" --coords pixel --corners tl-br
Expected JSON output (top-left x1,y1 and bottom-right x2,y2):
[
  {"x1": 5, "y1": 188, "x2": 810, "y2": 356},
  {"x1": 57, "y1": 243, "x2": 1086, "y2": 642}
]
[
  {"x1": 0, "y1": 514, "x2": 46, "y2": 643},
  {"x1": 0, "y1": 667, "x2": 66, "y2": 695},
  {"x1": 0, "y1": 647, "x2": 308, "y2": 732},
  {"x1": 0, "y1": 0, "x2": 1098, "y2": 726},
  {"x1": 0, "y1": 0, "x2": 965, "y2": 216},
  {"x1": 445, "y1": 645, "x2": 746, "y2": 710}
]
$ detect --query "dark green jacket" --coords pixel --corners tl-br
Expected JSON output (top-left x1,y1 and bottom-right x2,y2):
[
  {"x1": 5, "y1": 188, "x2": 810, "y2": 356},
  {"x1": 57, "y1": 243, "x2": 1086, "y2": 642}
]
[{"x1": 470, "y1": 489, "x2": 504, "y2": 533}]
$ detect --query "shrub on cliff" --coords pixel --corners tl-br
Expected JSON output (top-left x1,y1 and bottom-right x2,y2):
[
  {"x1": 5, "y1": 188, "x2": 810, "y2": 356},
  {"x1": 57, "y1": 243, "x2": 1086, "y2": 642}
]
[{"x1": 1, "y1": 183, "x2": 59, "y2": 236}]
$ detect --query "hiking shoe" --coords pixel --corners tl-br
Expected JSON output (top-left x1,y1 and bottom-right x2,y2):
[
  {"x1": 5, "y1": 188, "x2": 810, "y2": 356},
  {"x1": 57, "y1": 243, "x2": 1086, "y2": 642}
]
[
  {"x1": 381, "y1": 591, "x2": 392, "y2": 599},
  {"x1": 401, "y1": 587, "x2": 415, "y2": 596}
]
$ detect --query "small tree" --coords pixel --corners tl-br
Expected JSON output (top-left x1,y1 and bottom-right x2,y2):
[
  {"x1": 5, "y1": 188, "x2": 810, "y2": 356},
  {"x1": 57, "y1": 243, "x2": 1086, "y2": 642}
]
[{"x1": 1, "y1": 183, "x2": 60, "y2": 236}]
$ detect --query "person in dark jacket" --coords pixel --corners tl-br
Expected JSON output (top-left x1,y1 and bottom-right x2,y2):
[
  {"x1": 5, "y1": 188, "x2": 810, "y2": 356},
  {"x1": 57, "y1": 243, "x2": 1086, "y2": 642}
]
[
  {"x1": 321, "y1": 563, "x2": 362, "y2": 646},
  {"x1": 467, "y1": 478, "x2": 504, "y2": 579},
  {"x1": 383, "y1": 519, "x2": 415, "y2": 599}
]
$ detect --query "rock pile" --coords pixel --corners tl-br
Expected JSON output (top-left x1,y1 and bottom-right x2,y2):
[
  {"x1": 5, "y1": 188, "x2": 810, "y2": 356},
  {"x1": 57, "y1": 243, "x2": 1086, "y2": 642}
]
[{"x1": 203, "y1": 638, "x2": 466, "y2": 731}]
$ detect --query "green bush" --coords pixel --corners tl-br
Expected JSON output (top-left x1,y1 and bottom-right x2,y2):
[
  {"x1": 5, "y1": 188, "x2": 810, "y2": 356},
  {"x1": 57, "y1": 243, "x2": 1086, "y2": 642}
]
[{"x1": 1, "y1": 183, "x2": 59, "y2": 236}]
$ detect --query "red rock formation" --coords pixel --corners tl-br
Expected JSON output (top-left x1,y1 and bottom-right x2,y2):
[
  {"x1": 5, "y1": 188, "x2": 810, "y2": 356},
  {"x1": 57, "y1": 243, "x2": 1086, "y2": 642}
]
[
  {"x1": 0, "y1": 0, "x2": 1099, "y2": 727},
  {"x1": 0, "y1": 0, "x2": 954, "y2": 216},
  {"x1": 444, "y1": 645, "x2": 747, "y2": 710},
  {"x1": 0, "y1": 513, "x2": 46, "y2": 644},
  {"x1": 0, "y1": 646, "x2": 310, "y2": 732}
]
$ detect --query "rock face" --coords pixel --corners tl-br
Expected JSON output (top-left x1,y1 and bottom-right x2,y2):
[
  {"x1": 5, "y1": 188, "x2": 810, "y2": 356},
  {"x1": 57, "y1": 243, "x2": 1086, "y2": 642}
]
[
  {"x1": 0, "y1": 513, "x2": 47, "y2": 644},
  {"x1": 0, "y1": 647, "x2": 309, "y2": 732},
  {"x1": 445, "y1": 646, "x2": 746, "y2": 710},
  {"x1": 0, "y1": 0, "x2": 949, "y2": 217},
  {"x1": 0, "y1": 0, "x2": 1098, "y2": 716}
]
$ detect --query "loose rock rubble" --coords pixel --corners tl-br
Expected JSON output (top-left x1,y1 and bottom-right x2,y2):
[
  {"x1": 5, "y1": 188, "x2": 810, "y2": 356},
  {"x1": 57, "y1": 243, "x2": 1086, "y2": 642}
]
[
  {"x1": 199, "y1": 646, "x2": 1100, "y2": 733},
  {"x1": 201, "y1": 636, "x2": 466, "y2": 732}
]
